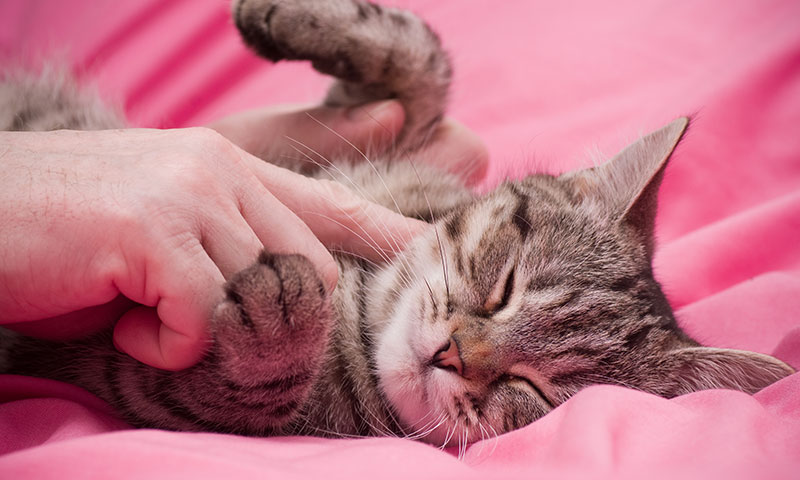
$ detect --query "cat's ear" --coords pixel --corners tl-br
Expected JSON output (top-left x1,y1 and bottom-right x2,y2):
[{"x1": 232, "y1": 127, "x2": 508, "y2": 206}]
[
  {"x1": 562, "y1": 117, "x2": 689, "y2": 256},
  {"x1": 661, "y1": 346, "x2": 794, "y2": 396}
]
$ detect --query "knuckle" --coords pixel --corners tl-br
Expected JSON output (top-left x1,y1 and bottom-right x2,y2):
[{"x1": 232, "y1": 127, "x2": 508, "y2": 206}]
[
  {"x1": 314, "y1": 178, "x2": 370, "y2": 224},
  {"x1": 181, "y1": 127, "x2": 243, "y2": 168},
  {"x1": 161, "y1": 129, "x2": 243, "y2": 195},
  {"x1": 316, "y1": 178, "x2": 359, "y2": 208},
  {"x1": 184, "y1": 126, "x2": 230, "y2": 151}
]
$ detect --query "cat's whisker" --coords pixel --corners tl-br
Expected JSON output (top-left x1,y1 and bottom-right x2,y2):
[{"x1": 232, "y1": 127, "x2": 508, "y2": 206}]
[
  {"x1": 303, "y1": 113, "x2": 416, "y2": 242},
  {"x1": 458, "y1": 424, "x2": 469, "y2": 460},
  {"x1": 327, "y1": 249, "x2": 380, "y2": 270},
  {"x1": 281, "y1": 143, "x2": 403, "y2": 263},
  {"x1": 360, "y1": 402, "x2": 398, "y2": 438},
  {"x1": 470, "y1": 421, "x2": 490, "y2": 459},
  {"x1": 487, "y1": 424, "x2": 500, "y2": 457},
  {"x1": 404, "y1": 156, "x2": 451, "y2": 306},
  {"x1": 302, "y1": 211, "x2": 394, "y2": 265},
  {"x1": 401, "y1": 413, "x2": 436, "y2": 440},
  {"x1": 286, "y1": 126, "x2": 424, "y2": 288},
  {"x1": 283, "y1": 137, "x2": 411, "y2": 262},
  {"x1": 440, "y1": 422, "x2": 457, "y2": 450},
  {"x1": 302, "y1": 424, "x2": 369, "y2": 440},
  {"x1": 282, "y1": 143, "x2": 423, "y2": 288},
  {"x1": 405, "y1": 412, "x2": 448, "y2": 441}
]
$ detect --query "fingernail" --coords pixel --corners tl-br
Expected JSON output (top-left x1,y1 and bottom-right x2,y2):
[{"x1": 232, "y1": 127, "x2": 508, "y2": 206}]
[
  {"x1": 322, "y1": 260, "x2": 339, "y2": 295},
  {"x1": 346, "y1": 100, "x2": 399, "y2": 122}
]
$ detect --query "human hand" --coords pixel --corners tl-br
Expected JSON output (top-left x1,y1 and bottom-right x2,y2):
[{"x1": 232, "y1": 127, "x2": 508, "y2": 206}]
[
  {"x1": 0, "y1": 100, "x2": 488, "y2": 371},
  {"x1": 210, "y1": 101, "x2": 489, "y2": 187}
]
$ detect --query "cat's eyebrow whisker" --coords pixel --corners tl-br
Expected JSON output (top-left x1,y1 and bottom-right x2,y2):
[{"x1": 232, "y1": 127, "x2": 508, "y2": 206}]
[
  {"x1": 282, "y1": 141, "x2": 402, "y2": 261},
  {"x1": 284, "y1": 139, "x2": 420, "y2": 283},
  {"x1": 302, "y1": 113, "x2": 420, "y2": 259},
  {"x1": 423, "y1": 278, "x2": 437, "y2": 308},
  {"x1": 283, "y1": 137, "x2": 408, "y2": 259},
  {"x1": 512, "y1": 213, "x2": 534, "y2": 234},
  {"x1": 303, "y1": 113, "x2": 410, "y2": 219},
  {"x1": 303, "y1": 212, "x2": 395, "y2": 265}
]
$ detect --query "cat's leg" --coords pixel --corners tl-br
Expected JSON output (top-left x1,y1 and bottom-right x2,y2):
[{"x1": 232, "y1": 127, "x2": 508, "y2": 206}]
[
  {"x1": 202, "y1": 252, "x2": 332, "y2": 433},
  {"x1": 234, "y1": 0, "x2": 451, "y2": 149},
  {"x1": 64, "y1": 252, "x2": 333, "y2": 435}
]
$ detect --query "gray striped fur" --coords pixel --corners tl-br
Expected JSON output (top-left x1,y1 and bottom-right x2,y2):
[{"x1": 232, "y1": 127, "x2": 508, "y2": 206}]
[{"x1": 1, "y1": 0, "x2": 792, "y2": 448}]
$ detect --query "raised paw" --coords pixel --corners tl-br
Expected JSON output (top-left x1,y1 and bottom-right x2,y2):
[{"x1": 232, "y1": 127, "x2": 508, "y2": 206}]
[
  {"x1": 233, "y1": 0, "x2": 451, "y2": 150},
  {"x1": 234, "y1": 0, "x2": 418, "y2": 81},
  {"x1": 234, "y1": 0, "x2": 367, "y2": 68},
  {"x1": 212, "y1": 252, "x2": 332, "y2": 386}
]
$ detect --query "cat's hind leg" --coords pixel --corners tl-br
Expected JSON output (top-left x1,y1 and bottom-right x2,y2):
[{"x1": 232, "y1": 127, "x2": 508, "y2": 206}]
[{"x1": 233, "y1": 0, "x2": 451, "y2": 149}]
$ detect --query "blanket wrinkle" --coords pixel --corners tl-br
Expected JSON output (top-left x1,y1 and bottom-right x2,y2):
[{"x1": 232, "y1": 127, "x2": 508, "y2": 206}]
[{"x1": 1, "y1": 0, "x2": 798, "y2": 478}]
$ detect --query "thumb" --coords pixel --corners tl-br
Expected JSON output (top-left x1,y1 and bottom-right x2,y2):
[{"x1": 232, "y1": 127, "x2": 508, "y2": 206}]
[
  {"x1": 209, "y1": 100, "x2": 405, "y2": 161},
  {"x1": 113, "y1": 306, "x2": 209, "y2": 371}
]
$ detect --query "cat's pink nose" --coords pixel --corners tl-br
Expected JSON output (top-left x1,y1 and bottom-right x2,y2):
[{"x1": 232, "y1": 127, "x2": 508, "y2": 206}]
[{"x1": 431, "y1": 338, "x2": 463, "y2": 376}]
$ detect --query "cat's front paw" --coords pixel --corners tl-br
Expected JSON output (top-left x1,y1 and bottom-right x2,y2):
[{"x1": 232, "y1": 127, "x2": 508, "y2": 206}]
[{"x1": 212, "y1": 252, "x2": 332, "y2": 386}]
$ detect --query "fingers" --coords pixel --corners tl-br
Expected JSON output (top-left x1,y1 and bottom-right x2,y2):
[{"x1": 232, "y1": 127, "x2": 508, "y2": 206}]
[
  {"x1": 234, "y1": 174, "x2": 339, "y2": 293},
  {"x1": 113, "y1": 306, "x2": 210, "y2": 372},
  {"x1": 306, "y1": 180, "x2": 430, "y2": 261},
  {"x1": 200, "y1": 209, "x2": 263, "y2": 279},
  {"x1": 418, "y1": 118, "x2": 489, "y2": 187},
  {"x1": 238, "y1": 147, "x2": 429, "y2": 263},
  {"x1": 208, "y1": 100, "x2": 405, "y2": 161},
  {"x1": 113, "y1": 238, "x2": 223, "y2": 371}
]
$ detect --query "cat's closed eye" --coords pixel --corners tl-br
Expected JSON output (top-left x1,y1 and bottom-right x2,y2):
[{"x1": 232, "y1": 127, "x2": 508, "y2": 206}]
[
  {"x1": 499, "y1": 373, "x2": 553, "y2": 407},
  {"x1": 483, "y1": 267, "x2": 515, "y2": 314}
]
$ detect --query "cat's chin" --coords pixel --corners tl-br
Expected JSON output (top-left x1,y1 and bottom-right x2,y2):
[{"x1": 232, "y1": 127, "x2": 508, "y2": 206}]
[
  {"x1": 372, "y1": 289, "x2": 483, "y2": 447},
  {"x1": 372, "y1": 289, "x2": 440, "y2": 440},
  {"x1": 378, "y1": 362, "x2": 486, "y2": 447}
]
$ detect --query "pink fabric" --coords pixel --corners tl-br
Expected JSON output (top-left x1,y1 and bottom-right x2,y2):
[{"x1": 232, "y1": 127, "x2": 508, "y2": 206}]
[{"x1": 1, "y1": 0, "x2": 799, "y2": 478}]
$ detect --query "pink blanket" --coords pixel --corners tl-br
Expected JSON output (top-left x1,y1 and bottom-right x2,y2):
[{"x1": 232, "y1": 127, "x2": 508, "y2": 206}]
[{"x1": 2, "y1": 0, "x2": 799, "y2": 478}]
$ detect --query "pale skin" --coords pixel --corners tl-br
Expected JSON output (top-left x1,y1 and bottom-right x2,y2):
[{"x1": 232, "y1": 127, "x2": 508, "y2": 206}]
[{"x1": 0, "y1": 99, "x2": 488, "y2": 371}]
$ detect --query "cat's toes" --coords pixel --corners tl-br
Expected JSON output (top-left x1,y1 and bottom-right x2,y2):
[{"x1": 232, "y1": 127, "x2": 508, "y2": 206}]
[
  {"x1": 234, "y1": 0, "x2": 283, "y2": 61},
  {"x1": 217, "y1": 252, "x2": 329, "y2": 332},
  {"x1": 234, "y1": 0, "x2": 338, "y2": 62},
  {"x1": 233, "y1": 0, "x2": 378, "y2": 80},
  {"x1": 209, "y1": 252, "x2": 332, "y2": 417}
]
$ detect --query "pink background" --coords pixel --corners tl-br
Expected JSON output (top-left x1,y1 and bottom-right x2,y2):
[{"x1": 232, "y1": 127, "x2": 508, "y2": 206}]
[{"x1": 1, "y1": 0, "x2": 799, "y2": 478}]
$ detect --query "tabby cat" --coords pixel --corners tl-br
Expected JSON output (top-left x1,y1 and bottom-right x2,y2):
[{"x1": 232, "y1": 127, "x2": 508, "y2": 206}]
[{"x1": 0, "y1": 0, "x2": 793, "y2": 449}]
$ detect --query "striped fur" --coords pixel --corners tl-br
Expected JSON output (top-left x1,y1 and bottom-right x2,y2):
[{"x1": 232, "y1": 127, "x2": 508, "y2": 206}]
[{"x1": 1, "y1": 0, "x2": 793, "y2": 449}]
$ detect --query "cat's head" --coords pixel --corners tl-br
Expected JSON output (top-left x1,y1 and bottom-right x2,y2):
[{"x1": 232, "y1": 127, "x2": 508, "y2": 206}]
[{"x1": 371, "y1": 118, "x2": 794, "y2": 446}]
